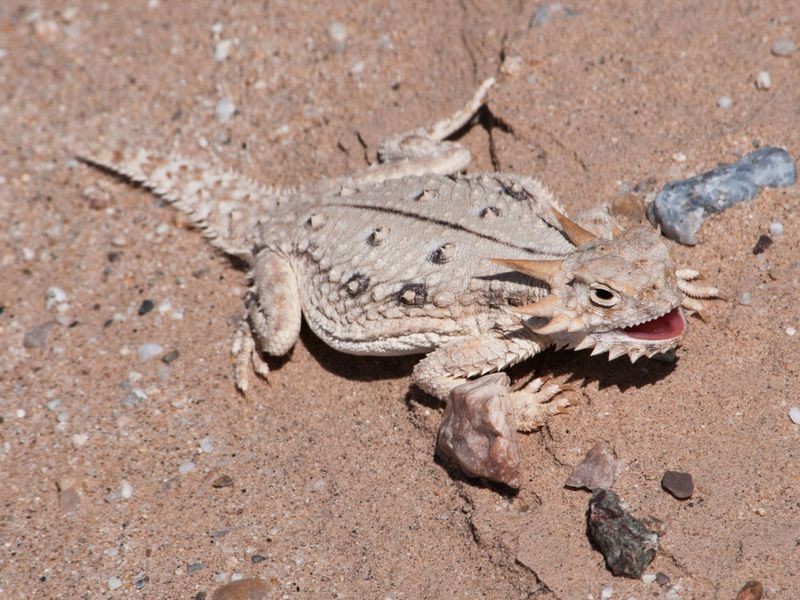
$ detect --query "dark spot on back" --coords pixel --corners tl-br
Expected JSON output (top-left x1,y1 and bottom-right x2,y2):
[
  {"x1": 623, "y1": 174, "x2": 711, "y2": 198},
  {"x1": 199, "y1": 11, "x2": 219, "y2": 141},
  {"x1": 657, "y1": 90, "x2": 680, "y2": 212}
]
[
  {"x1": 344, "y1": 273, "x2": 370, "y2": 297},
  {"x1": 397, "y1": 282, "x2": 427, "y2": 307},
  {"x1": 501, "y1": 184, "x2": 529, "y2": 202}
]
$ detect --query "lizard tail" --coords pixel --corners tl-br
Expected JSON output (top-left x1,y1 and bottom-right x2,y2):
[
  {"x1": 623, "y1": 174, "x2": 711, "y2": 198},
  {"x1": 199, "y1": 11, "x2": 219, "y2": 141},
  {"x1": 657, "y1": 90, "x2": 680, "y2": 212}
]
[{"x1": 78, "y1": 146, "x2": 292, "y2": 263}]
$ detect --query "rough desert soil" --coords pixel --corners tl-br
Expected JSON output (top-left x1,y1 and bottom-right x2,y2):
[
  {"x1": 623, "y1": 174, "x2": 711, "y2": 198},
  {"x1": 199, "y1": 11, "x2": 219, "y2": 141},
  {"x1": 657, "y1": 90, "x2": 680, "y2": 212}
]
[{"x1": 1, "y1": 1, "x2": 799, "y2": 598}]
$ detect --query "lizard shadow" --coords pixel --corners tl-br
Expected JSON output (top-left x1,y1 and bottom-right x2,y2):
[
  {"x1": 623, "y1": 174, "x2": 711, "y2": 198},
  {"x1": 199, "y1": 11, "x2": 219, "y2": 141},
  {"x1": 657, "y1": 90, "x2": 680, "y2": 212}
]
[
  {"x1": 298, "y1": 317, "x2": 677, "y2": 403},
  {"x1": 297, "y1": 324, "x2": 417, "y2": 382}
]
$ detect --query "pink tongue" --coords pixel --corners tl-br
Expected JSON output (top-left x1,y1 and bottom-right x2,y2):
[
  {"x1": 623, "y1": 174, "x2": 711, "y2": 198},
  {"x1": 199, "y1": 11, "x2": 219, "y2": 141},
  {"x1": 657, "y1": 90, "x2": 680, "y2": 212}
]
[{"x1": 621, "y1": 307, "x2": 685, "y2": 340}]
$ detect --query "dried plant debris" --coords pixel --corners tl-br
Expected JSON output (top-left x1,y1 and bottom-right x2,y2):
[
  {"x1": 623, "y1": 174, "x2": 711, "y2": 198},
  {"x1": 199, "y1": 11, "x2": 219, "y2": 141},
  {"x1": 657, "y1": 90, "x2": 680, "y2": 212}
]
[
  {"x1": 587, "y1": 490, "x2": 659, "y2": 578},
  {"x1": 661, "y1": 470, "x2": 694, "y2": 499},
  {"x1": 647, "y1": 147, "x2": 797, "y2": 245},
  {"x1": 564, "y1": 442, "x2": 622, "y2": 491},
  {"x1": 437, "y1": 373, "x2": 521, "y2": 489}
]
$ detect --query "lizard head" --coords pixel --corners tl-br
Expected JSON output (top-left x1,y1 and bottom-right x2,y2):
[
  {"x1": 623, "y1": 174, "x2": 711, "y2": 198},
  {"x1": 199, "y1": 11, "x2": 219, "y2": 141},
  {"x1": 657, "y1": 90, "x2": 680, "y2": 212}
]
[{"x1": 493, "y1": 211, "x2": 685, "y2": 363}]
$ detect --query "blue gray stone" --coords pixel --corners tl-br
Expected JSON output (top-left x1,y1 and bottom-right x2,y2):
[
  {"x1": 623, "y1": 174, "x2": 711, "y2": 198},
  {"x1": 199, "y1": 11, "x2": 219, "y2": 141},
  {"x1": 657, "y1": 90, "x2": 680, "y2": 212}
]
[{"x1": 647, "y1": 147, "x2": 796, "y2": 245}]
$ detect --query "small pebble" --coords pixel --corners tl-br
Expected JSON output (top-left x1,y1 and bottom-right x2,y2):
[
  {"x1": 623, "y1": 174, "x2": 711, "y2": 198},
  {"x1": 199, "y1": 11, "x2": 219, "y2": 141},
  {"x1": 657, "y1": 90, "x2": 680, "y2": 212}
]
[
  {"x1": 71, "y1": 433, "x2": 89, "y2": 448},
  {"x1": 216, "y1": 98, "x2": 236, "y2": 123},
  {"x1": 768, "y1": 221, "x2": 784, "y2": 237},
  {"x1": 199, "y1": 437, "x2": 214, "y2": 453},
  {"x1": 138, "y1": 299, "x2": 154, "y2": 315},
  {"x1": 500, "y1": 55, "x2": 524, "y2": 76},
  {"x1": 212, "y1": 475, "x2": 234, "y2": 488},
  {"x1": 161, "y1": 349, "x2": 180, "y2": 364},
  {"x1": 214, "y1": 39, "x2": 234, "y2": 62},
  {"x1": 735, "y1": 579, "x2": 764, "y2": 600},
  {"x1": 328, "y1": 22, "x2": 347, "y2": 53},
  {"x1": 661, "y1": 470, "x2": 694, "y2": 499},
  {"x1": 108, "y1": 576, "x2": 123, "y2": 591},
  {"x1": 789, "y1": 406, "x2": 800, "y2": 425},
  {"x1": 671, "y1": 152, "x2": 687, "y2": 163},
  {"x1": 211, "y1": 577, "x2": 273, "y2": 600},
  {"x1": 24, "y1": 321, "x2": 57, "y2": 349},
  {"x1": 755, "y1": 71, "x2": 771, "y2": 91},
  {"x1": 138, "y1": 343, "x2": 164, "y2": 361},
  {"x1": 120, "y1": 479, "x2": 133, "y2": 499},
  {"x1": 45, "y1": 287, "x2": 68, "y2": 310},
  {"x1": 16, "y1": 409, "x2": 26, "y2": 419},
  {"x1": 600, "y1": 586, "x2": 613, "y2": 600},
  {"x1": 250, "y1": 554, "x2": 267, "y2": 564},
  {"x1": 187, "y1": 562, "x2": 205, "y2": 574},
  {"x1": 717, "y1": 96, "x2": 733, "y2": 109},
  {"x1": 46, "y1": 399, "x2": 62, "y2": 411},
  {"x1": 771, "y1": 37, "x2": 796, "y2": 57},
  {"x1": 786, "y1": 326, "x2": 797, "y2": 337},
  {"x1": 179, "y1": 461, "x2": 196, "y2": 475},
  {"x1": 564, "y1": 442, "x2": 621, "y2": 491},
  {"x1": 752, "y1": 234, "x2": 773, "y2": 255},
  {"x1": 133, "y1": 573, "x2": 149, "y2": 590},
  {"x1": 737, "y1": 292, "x2": 753, "y2": 306}
]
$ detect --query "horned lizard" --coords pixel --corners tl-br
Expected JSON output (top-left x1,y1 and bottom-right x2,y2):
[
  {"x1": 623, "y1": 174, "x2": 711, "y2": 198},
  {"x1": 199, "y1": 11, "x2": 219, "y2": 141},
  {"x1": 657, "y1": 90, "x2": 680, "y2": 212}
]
[{"x1": 80, "y1": 78, "x2": 717, "y2": 434}]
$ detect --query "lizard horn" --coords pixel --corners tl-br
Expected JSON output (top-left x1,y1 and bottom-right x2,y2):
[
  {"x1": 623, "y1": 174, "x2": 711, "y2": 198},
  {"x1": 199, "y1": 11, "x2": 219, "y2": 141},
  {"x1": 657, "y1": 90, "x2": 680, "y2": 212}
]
[
  {"x1": 550, "y1": 207, "x2": 598, "y2": 246},
  {"x1": 490, "y1": 257, "x2": 563, "y2": 284},
  {"x1": 511, "y1": 294, "x2": 561, "y2": 318}
]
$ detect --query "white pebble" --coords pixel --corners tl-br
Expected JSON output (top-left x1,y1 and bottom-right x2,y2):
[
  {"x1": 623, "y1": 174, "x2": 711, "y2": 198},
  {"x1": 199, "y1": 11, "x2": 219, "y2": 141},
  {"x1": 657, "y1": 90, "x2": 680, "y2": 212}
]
[
  {"x1": 642, "y1": 573, "x2": 657, "y2": 584},
  {"x1": 215, "y1": 98, "x2": 236, "y2": 123},
  {"x1": 771, "y1": 37, "x2": 796, "y2": 57},
  {"x1": 71, "y1": 433, "x2": 88, "y2": 448},
  {"x1": 717, "y1": 96, "x2": 733, "y2": 109},
  {"x1": 15, "y1": 409, "x2": 26, "y2": 419},
  {"x1": 328, "y1": 22, "x2": 347, "y2": 52},
  {"x1": 137, "y1": 343, "x2": 163, "y2": 361},
  {"x1": 120, "y1": 479, "x2": 133, "y2": 499},
  {"x1": 755, "y1": 71, "x2": 771, "y2": 90},
  {"x1": 600, "y1": 585, "x2": 614, "y2": 600},
  {"x1": 45, "y1": 286, "x2": 68, "y2": 309},
  {"x1": 786, "y1": 326, "x2": 797, "y2": 337},
  {"x1": 737, "y1": 292, "x2": 753, "y2": 306},
  {"x1": 231, "y1": 573, "x2": 244, "y2": 582},
  {"x1": 769, "y1": 221, "x2": 784, "y2": 237},
  {"x1": 214, "y1": 39, "x2": 235, "y2": 62},
  {"x1": 789, "y1": 406, "x2": 800, "y2": 425},
  {"x1": 157, "y1": 299, "x2": 172, "y2": 314},
  {"x1": 108, "y1": 576, "x2": 123, "y2": 591},
  {"x1": 178, "y1": 461, "x2": 195, "y2": 475},
  {"x1": 671, "y1": 152, "x2": 687, "y2": 163},
  {"x1": 46, "y1": 399, "x2": 62, "y2": 411},
  {"x1": 199, "y1": 437, "x2": 214, "y2": 453}
]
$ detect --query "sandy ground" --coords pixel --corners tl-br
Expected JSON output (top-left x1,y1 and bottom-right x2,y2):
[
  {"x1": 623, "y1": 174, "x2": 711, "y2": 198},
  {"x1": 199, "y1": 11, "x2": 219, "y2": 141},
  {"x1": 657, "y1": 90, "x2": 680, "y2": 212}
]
[{"x1": 1, "y1": 1, "x2": 799, "y2": 598}]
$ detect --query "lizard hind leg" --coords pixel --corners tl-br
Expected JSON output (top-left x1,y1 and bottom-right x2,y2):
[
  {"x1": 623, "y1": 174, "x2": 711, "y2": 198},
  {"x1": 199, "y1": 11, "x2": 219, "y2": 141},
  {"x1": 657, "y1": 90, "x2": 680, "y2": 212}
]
[
  {"x1": 232, "y1": 249, "x2": 302, "y2": 392},
  {"x1": 354, "y1": 78, "x2": 495, "y2": 184}
]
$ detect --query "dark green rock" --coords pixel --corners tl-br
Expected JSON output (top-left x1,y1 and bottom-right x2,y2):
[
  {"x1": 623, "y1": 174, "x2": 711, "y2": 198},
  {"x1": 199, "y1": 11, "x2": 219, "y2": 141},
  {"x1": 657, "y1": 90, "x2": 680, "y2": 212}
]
[{"x1": 587, "y1": 489, "x2": 658, "y2": 578}]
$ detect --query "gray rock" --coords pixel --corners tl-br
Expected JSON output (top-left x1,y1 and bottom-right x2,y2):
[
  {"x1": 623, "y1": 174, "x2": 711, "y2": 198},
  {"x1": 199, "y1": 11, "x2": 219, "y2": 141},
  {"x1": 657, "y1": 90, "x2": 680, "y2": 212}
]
[
  {"x1": 647, "y1": 147, "x2": 797, "y2": 245},
  {"x1": 437, "y1": 373, "x2": 521, "y2": 488},
  {"x1": 587, "y1": 489, "x2": 658, "y2": 578},
  {"x1": 565, "y1": 442, "x2": 621, "y2": 491},
  {"x1": 23, "y1": 320, "x2": 57, "y2": 349}
]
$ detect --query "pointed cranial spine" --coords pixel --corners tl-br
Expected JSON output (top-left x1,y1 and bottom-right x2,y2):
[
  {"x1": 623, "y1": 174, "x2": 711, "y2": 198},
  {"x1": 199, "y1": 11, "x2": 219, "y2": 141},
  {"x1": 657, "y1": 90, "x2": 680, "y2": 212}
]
[
  {"x1": 490, "y1": 257, "x2": 563, "y2": 284},
  {"x1": 549, "y1": 207, "x2": 598, "y2": 246}
]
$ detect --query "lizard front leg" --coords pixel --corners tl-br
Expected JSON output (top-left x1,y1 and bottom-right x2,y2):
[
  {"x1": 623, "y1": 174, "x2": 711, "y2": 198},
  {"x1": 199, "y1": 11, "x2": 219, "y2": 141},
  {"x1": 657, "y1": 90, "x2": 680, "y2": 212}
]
[
  {"x1": 232, "y1": 249, "x2": 302, "y2": 392},
  {"x1": 412, "y1": 328, "x2": 572, "y2": 432}
]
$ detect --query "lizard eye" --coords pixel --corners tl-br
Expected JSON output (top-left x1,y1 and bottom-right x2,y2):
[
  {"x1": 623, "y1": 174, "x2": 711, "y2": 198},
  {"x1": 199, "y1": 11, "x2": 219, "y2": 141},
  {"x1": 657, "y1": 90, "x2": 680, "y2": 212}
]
[{"x1": 589, "y1": 284, "x2": 620, "y2": 307}]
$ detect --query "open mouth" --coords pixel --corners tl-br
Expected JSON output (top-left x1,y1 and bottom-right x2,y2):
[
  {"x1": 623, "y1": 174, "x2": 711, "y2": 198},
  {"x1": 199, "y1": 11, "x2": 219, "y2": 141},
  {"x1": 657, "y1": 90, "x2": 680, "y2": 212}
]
[{"x1": 619, "y1": 307, "x2": 686, "y2": 341}]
